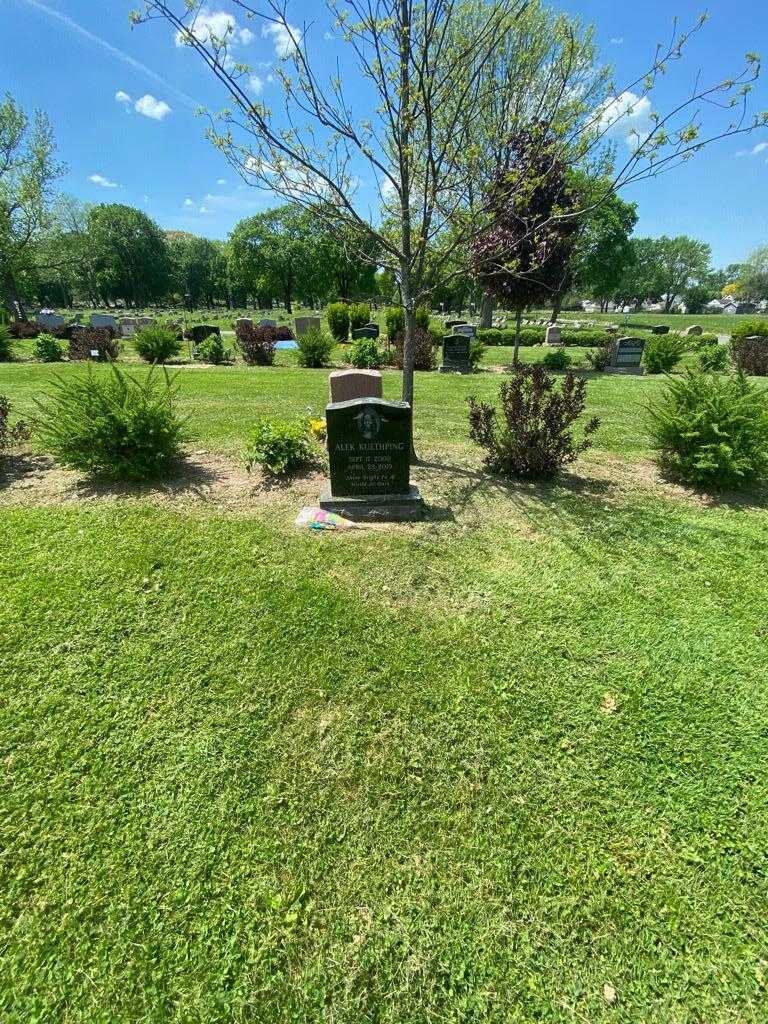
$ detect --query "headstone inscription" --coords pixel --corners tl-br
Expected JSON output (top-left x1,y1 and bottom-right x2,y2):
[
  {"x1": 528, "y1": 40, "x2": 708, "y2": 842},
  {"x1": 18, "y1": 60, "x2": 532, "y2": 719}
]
[
  {"x1": 295, "y1": 316, "x2": 321, "y2": 336},
  {"x1": 320, "y1": 397, "x2": 423, "y2": 521},
  {"x1": 440, "y1": 333, "x2": 472, "y2": 374},
  {"x1": 606, "y1": 337, "x2": 646, "y2": 374},
  {"x1": 329, "y1": 369, "x2": 383, "y2": 404},
  {"x1": 36, "y1": 310, "x2": 65, "y2": 330},
  {"x1": 545, "y1": 325, "x2": 563, "y2": 346},
  {"x1": 351, "y1": 326, "x2": 379, "y2": 340}
]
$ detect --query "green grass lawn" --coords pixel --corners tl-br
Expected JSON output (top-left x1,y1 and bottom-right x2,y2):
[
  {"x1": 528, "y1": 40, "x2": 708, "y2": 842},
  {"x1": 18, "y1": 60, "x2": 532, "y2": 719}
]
[{"x1": 1, "y1": 358, "x2": 767, "y2": 1022}]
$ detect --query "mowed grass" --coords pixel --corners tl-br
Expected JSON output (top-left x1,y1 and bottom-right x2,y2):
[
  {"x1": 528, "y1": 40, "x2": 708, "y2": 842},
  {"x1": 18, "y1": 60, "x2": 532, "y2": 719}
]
[{"x1": 1, "y1": 359, "x2": 768, "y2": 1022}]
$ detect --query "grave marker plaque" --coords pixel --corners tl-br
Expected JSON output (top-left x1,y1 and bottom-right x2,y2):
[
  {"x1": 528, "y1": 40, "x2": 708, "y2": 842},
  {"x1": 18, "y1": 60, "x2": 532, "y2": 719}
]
[
  {"x1": 606, "y1": 337, "x2": 646, "y2": 374},
  {"x1": 351, "y1": 326, "x2": 379, "y2": 340},
  {"x1": 295, "y1": 316, "x2": 321, "y2": 336},
  {"x1": 320, "y1": 397, "x2": 423, "y2": 521},
  {"x1": 440, "y1": 333, "x2": 472, "y2": 374}
]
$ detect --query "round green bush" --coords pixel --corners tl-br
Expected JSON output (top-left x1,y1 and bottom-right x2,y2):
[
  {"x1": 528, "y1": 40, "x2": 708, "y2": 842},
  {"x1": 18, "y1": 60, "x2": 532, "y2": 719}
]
[
  {"x1": 350, "y1": 337, "x2": 382, "y2": 369},
  {"x1": 134, "y1": 325, "x2": 182, "y2": 364},
  {"x1": 33, "y1": 333, "x2": 65, "y2": 363},
  {"x1": 326, "y1": 303, "x2": 350, "y2": 342},
  {"x1": 196, "y1": 334, "x2": 231, "y2": 365},
  {"x1": 33, "y1": 364, "x2": 186, "y2": 481},
  {"x1": 644, "y1": 334, "x2": 686, "y2": 374},
  {"x1": 649, "y1": 369, "x2": 768, "y2": 489},
  {"x1": 542, "y1": 348, "x2": 572, "y2": 371},
  {"x1": 385, "y1": 307, "x2": 405, "y2": 342},
  {"x1": 297, "y1": 328, "x2": 335, "y2": 368},
  {"x1": 348, "y1": 303, "x2": 371, "y2": 332},
  {"x1": 697, "y1": 342, "x2": 729, "y2": 373},
  {"x1": 245, "y1": 418, "x2": 316, "y2": 477}
]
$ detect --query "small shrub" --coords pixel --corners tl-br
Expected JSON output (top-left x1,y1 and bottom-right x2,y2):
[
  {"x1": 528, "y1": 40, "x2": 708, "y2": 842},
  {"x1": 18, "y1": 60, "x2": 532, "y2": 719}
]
[
  {"x1": 134, "y1": 325, "x2": 182, "y2": 364},
  {"x1": 731, "y1": 334, "x2": 768, "y2": 376},
  {"x1": 427, "y1": 320, "x2": 445, "y2": 349},
  {"x1": 649, "y1": 369, "x2": 768, "y2": 489},
  {"x1": 297, "y1": 328, "x2": 335, "y2": 368},
  {"x1": 697, "y1": 342, "x2": 729, "y2": 373},
  {"x1": 0, "y1": 395, "x2": 31, "y2": 458},
  {"x1": 8, "y1": 321, "x2": 40, "y2": 340},
  {"x1": 327, "y1": 303, "x2": 350, "y2": 342},
  {"x1": 542, "y1": 348, "x2": 572, "y2": 371},
  {"x1": 468, "y1": 365, "x2": 600, "y2": 478},
  {"x1": 33, "y1": 364, "x2": 186, "y2": 481},
  {"x1": 415, "y1": 306, "x2": 430, "y2": 330},
  {"x1": 385, "y1": 307, "x2": 405, "y2": 342},
  {"x1": 68, "y1": 327, "x2": 120, "y2": 362},
  {"x1": 350, "y1": 337, "x2": 382, "y2": 369},
  {"x1": 585, "y1": 342, "x2": 614, "y2": 371},
  {"x1": 0, "y1": 325, "x2": 14, "y2": 362},
  {"x1": 644, "y1": 333, "x2": 686, "y2": 374},
  {"x1": 469, "y1": 339, "x2": 486, "y2": 370},
  {"x1": 730, "y1": 319, "x2": 768, "y2": 342},
  {"x1": 34, "y1": 333, "x2": 65, "y2": 362},
  {"x1": 348, "y1": 303, "x2": 371, "y2": 332},
  {"x1": 196, "y1": 334, "x2": 231, "y2": 365},
  {"x1": 237, "y1": 322, "x2": 276, "y2": 366},
  {"x1": 245, "y1": 418, "x2": 316, "y2": 476},
  {"x1": 393, "y1": 328, "x2": 437, "y2": 371}
]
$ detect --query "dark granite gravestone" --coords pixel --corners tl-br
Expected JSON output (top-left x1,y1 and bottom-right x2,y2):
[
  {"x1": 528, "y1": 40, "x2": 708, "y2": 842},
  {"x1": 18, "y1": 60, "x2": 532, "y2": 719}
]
[
  {"x1": 364, "y1": 322, "x2": 380, "y2": 338},
  {"x1": 351, "y1": 326, "x2": 379, "y2": 340},
  {"x1": 651, "y1": 325, "x2": 670, "y2": 335},
  {"x1": 445, "y1": 319, "x2": 467, "y2": 329},
  {"x1": 320, "y1": 397, "x2": 423, "y2": 521},
  {"x1": 440, "y1": 333, "x2": 472, "y2": 374},
  {"x1": 187, "y1": 324, "x2": 221, "y2": 345},
  {"x1": 453, "y1": 324, "x2": 477, "y2": 337},
  {"x1": 605, "y1": 337, "x2": 646, "y2": 374}
]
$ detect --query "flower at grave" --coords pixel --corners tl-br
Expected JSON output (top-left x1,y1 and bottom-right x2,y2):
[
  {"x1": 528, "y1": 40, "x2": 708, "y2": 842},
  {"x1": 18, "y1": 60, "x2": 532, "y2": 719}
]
[{"x1": 309, "y1": 418, "x2": 327, "y2": 441}]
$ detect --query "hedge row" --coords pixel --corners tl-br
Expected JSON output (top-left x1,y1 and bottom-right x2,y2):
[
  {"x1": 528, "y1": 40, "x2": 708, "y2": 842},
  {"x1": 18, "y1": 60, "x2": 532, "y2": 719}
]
[{"x1": 477, "y1": 326, "x2": 614, "y2": 347}]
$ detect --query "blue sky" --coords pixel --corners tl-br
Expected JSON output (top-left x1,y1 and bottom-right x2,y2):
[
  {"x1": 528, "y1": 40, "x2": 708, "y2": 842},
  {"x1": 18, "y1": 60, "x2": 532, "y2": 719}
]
[{"x1": 2, "y1": 0, "x2": 767, "y2": 266}]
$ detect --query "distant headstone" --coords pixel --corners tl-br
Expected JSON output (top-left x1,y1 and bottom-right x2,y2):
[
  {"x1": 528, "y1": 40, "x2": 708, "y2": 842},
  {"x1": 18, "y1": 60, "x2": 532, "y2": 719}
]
[
  {"x1": 685, "y1": 324, "x2": 703, "y2": 337},
  {"x1": 320, "y1": 397, "x2": 423, "y2": 521},
  {"x1": 329, "y1": 369, "x2": 383, "y2": 404},
  {"x1": 651, "y1": 325, "x2": 670, "y2": 335},
  {"x1": 545, "y1": 325, "x2": 563, "y2": 346},
  {"x1": 236, "y1": 317, "x2": 254, "y2": 330},
  {"x1": 258, "y1": 318, "x2": 278, "y2": 328},
  {"x1": 137, "y1": 317, "x2": 156, "y2": 330},
  {"x1": 351, "y1": 326, "x2": 379, "y2": 340},
  {"x1": 120, "y1": 317, "x2": 137, "y2": 338},
  {"x1": 36, "y1": 310, "x2": 65, "y2": 330},
  {"x1": 90, "y1": 314, "x2": 118, "y2": 332},
  {"x1": 295, "y1": 316, "x2": 321, "y2": 336},
  {"x1": 440, "y1": 333, "x2": 472, "y2": 374},
  {"x1": 606, "y1": 337, "x2": 646, "y2": 374},
  {"x1": 445, "y1": 319, "x2": 466, "y2": 329},
  {"x1": 364, "y1": 322, "x2": 381, "y2": 338},
  {"x1": 453, "y1": 324, "x2": 477, "y2": 337},
  {"x1": 187, "y1": 324, "x2": 221, "y2": 344}
]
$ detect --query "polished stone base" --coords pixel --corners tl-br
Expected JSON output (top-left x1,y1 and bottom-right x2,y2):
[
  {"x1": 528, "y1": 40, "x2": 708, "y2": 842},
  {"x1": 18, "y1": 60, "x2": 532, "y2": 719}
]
[
  {"x1": 604, "y1": 367, "x2": 646, "y2": 375},
  {"x1": 319, "y1": 485, "x2": 424, "y2": 522}
]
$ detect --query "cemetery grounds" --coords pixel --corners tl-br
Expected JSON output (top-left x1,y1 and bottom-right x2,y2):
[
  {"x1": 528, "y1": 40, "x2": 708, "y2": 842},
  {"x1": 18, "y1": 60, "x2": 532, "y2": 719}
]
[{"x1": 1, "y1": 341, "x2": 767, "y2": 1022}]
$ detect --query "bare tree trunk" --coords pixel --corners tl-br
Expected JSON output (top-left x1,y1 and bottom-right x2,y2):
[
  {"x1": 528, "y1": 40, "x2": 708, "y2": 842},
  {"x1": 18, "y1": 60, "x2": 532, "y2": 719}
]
[
  {"x1": 4, "y1": 270, "x2": 27, "y2": 322},
  {"x1": 480, "y1": 291, "x2": 494, "y2": 329},
  {"x1": 513, "y1": 309, "x2": 522, "y2": 365},
  {"x1": 550, "y1": 292, "x2": 563, "y2": 323}
]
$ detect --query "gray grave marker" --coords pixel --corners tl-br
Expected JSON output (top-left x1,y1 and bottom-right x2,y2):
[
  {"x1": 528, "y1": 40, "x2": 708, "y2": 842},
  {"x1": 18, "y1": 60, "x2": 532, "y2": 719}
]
[
  {"x1": 606, "y1": 337, "x2": 646, "y2": 374},
  {"x1": 440, "y1": 333, "x2": 472, "y2": 374}
]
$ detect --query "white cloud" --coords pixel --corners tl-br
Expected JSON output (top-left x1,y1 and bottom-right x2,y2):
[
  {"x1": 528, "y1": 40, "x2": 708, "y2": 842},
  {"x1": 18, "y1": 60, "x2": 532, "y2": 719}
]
[
  {"x1": 89, "y1": 173, "x2": 118, "y2": 188},
  {"x1": 598, "y1": 91, "x2": 653, "y2": 149},
  {"x1": 324, "y1": 31, "x2": 334, "y2": 41},
  {"x1": 175, "y1": 7, "x2": 254, "y2": 47},
  {"x1": 135, "y1": 94, "x2": 172, "y2": 120},
  {"x1": 115, "y1": 90, "x2": 131, "y2": 105},
  {"x1": 183, "y1": 198, "x2": 195, "y2": 208},
  {"x1": 248, "y1": 74, "x2": 264, "y2": 95},
  {"x1": 216, "y1": 178, "x2": 227, "y2": 185},
  {"x1": 610, "y1": 37, "x2": 624, "y2": 45},
  {"x1": 199, "y1": 205, "x2": 213, "y2": 214},
  {"x1": 751, "y1": 142, "x2": 768, "y2": 155},
  {"x1": 262, "y1": 21, "x2": 301, "y2": 58}
]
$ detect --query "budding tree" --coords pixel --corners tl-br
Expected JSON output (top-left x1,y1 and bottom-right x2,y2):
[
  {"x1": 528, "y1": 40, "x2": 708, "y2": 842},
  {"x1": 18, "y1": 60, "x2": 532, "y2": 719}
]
[{"x1": 132, "y1": 1, "x2": 766, "y2": 410}]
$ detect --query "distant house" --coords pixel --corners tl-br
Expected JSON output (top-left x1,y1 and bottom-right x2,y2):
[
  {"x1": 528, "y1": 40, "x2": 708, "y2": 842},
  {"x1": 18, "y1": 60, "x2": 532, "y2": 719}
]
[{"x1": 705, "y1": 299, "x2": 725, "y2": 313}]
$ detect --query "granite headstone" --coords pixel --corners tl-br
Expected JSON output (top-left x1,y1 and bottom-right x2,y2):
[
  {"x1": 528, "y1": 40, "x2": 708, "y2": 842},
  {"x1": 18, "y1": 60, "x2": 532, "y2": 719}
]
[
  {"x1": 295, "y1": 316, "x2": 321, "y2": 336},
  {"x1": 320, "y1": 397, "x2": 423, "y2": 521},
  {"x1": 606, "y1": 337, "x2": 646, "y2": 373},
  {"x1": 440, "y1": 333, "x2": 472, "y2": 374},
  {"x1": 329, "y1": 369, "x2": 383, "y2": 404},
  {"x1": 351, "y1": 326, "x2": 379, "y2": 340}
]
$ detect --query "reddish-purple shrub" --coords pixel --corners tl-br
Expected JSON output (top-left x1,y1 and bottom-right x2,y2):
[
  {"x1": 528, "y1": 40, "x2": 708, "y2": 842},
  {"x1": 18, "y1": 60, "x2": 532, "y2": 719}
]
[
  {"x1": 275, "y1": 325, "x2": 294, "y2": 342},
  {"x1": 468, "y1": 364, "x2": 600, "y2": 478},
  {"x1": 68, "y1": 327, "x2": 121, "y2": 362},
  {"x1": 236, "y1": 322, "x2": 277, "y2": 366},
  {"x1": 731, "y1": 336, "x2": 768, "y2": 376},
  {"x1": 393, "y1": 328, "x2": 436, "y2": 371}
]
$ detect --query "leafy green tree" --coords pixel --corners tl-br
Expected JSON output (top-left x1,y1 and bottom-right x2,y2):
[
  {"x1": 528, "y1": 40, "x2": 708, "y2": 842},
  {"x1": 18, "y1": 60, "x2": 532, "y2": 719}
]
[
  {"x1": 653, "y1": 236, "x2": 713, "y2": 312},
  {"x1": 735, "y1": 246, "x2": 768, "y2": 301},
  {"x1": 229, "y1": 206, "x2": 330, "y2": 314},
  {"x1": 0, "y1": 93, "x2": 63, "y2": 320},
  {"x1": 166, "y1": 231, "x2": 225, "y2": 309},
  {"x1": 88, "y1": 204, "x2": 171, "y2": 307},
  {"x1": 566, "y1": 177, "x2": 638, "y2": 313}
]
